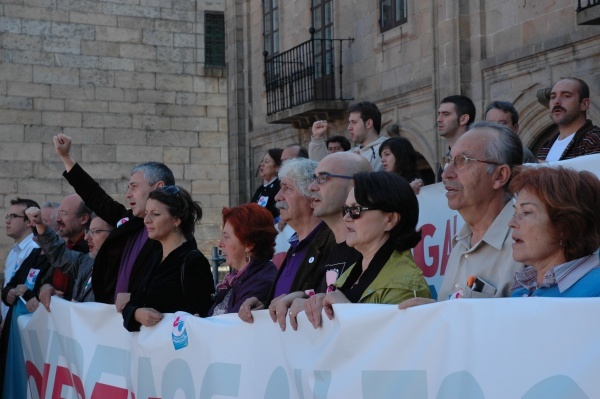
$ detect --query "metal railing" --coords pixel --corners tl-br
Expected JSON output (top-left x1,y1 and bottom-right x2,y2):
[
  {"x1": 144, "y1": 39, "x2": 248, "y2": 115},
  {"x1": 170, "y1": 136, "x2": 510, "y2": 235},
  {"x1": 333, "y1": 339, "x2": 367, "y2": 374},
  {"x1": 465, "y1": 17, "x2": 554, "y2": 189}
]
[
  {"x1": 577, "y1": 0, "x2": 600, "y2": 11},
  {"x1": 264, "y1": 32, "x2": 354, "y2": 115}
]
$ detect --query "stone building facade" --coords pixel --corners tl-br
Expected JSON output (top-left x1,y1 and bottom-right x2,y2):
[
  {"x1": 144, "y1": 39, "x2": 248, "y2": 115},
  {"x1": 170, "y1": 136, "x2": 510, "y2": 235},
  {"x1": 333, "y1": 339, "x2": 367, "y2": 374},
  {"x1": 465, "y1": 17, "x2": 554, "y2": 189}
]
[
  {"x1": 0, "y1": 0, "x2": 228, "y2": 263},
  {"x1": 225, "y1": 0, "x2": 600, "y2": 205}
]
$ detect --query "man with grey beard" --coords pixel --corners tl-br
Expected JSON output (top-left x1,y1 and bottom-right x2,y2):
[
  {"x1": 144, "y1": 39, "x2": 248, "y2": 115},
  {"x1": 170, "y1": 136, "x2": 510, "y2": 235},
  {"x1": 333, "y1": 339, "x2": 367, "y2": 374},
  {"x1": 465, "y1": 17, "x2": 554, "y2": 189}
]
[{"x1": 238, "y1": 158, "x2": 336, "y2": 323}]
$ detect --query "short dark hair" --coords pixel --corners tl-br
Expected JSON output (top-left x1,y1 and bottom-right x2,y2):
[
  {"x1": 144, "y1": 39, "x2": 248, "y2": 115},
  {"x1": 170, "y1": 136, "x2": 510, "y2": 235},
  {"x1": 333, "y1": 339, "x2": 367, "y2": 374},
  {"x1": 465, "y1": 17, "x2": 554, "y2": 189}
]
[
  {"x1": 10, "y1": 198, "x2": 40, "y2": 221},
  {"x1": 131, "y1": 162, "x2": 175, "y2": 186},
  {"x1": 441, "y1": 95, "x2": 476, "y2": 127},
  {"x1": 326, "y1": 135, "x2": 351, "y2": 151},
  {"x1": 378, "y1": 137, "x2": 421, "y2": 182},
  {"x1": 509, "y1": 166, "x2": 600, "y2": 261},
  {"x1": 484, "y1": 101, "x2": 519, "y2": 125},
  {"x1": 267, "y1": 148, "x2": 284, "y2": 167},
  {"x1": 222, "y1": 203, "x2": 278, "y2": 260},
  {"x1": 348, "y1": 101, "x2": 382, "y2": 134},
  {"x1": 148, "y1": 186, "x2": 202, "y2": 239},
  {"x1": 353, "y1": 172, "x2": 421, "y2": 252}
]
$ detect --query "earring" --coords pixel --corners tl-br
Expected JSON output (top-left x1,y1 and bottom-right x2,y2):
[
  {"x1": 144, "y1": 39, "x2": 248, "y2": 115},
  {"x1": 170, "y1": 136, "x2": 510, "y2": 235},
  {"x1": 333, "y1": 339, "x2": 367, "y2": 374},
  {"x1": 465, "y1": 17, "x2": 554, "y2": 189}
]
[
  {"x1": 559, "y1": 240, "x2": 563, "y2": 247},
  {"x1": 245, "y1": 252, "x2": 251, "y2": 263}
]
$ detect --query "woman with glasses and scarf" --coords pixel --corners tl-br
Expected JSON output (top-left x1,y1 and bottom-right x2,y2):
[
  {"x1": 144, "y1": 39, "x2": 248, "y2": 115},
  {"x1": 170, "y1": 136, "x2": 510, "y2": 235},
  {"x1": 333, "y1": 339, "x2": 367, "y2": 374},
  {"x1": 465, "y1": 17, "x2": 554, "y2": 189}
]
[
  {"x1": 123, "y1": 186, "x2": 215, "y2": 331},
  {"x1": 208, "y1": 203, "x2": 278, "y2": 316},
  {"x1": 305, "y1": 171, "x2": 430, "y2": 327}
]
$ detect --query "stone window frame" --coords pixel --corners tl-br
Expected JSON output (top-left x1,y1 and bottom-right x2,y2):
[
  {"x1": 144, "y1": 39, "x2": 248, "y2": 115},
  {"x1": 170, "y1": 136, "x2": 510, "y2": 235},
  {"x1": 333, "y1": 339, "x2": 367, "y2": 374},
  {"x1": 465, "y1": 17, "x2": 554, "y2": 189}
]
[
  {"x1": 205, "y1": 11, "x2": 226, "y2": 67},
  {"x1": 263, "y1": 0, "x2": 279, "y2": 58}
]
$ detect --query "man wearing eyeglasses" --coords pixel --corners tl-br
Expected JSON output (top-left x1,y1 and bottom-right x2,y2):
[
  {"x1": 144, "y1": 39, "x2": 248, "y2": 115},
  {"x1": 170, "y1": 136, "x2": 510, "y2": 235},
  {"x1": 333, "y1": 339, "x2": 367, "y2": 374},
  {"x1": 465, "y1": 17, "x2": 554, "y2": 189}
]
[
  {"x1": 238, "y1": 158, "x2": 337, "y2": 324},
  {"x1": 52, "y1": 133, "x2": 174, "y2": 308},
  {"x1": 400, "y1": 121, "x2": 525, "y2": 308},
  {"x1": 2, "y1": 198, "x2": 40, "y2": 321},
  {"x1": 269, "y1": 152, "x2": 372, "y2": 331}
]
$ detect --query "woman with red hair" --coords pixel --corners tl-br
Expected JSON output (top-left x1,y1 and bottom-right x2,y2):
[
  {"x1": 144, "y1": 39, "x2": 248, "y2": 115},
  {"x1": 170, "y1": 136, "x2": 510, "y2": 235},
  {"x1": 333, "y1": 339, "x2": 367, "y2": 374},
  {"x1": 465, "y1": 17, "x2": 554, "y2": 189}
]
[{"x1": 209, "y1": 203, "x2": 278, "y2": 315}]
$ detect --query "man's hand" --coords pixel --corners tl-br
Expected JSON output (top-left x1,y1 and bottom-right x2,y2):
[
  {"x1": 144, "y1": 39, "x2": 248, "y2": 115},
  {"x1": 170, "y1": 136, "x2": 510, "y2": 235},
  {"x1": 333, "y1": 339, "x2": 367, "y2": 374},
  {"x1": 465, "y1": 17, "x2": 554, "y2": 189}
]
[
  {"x1": 398, "y1": 297, "x2": 436, "y2": 310},
  {"x1": 288, "y1": 297, "x2": 307, "y2": 331},
  {"x1": 305, "y1": 293, "x2": 326, "y2": 329},
  {"x1": 268, "y1": 292, "x2": 305, "y2": 331},
  {"x1": 237, "y1": 297, "x2": 265, "y2": 323},
  {"x1": 410, "y1": 179, "x2": 424, "y2": 195},
  {"x1": 312, "y1": 120, "x2": 328, "y2": 139},
  {"x1": 134, "y1": 308, "x2": 163, "y2": 327},
  {"x1": 39, "y1": 284, "x2": 62, "y2": 312},
  {"x1": 322, "y1": 290, "x2": 351, "y2": 321},
  {"x1": 25, "y1": 207, "x2": 46, "y2": 234},
  {"x1": 115, "y1": 292, "x2": 131, "y2": 313},
  {"x1": 26, "y1": 297, "x2": 40, "y2": 313},
  {"x1": 53, "y1": 133, "x2": 76, "y2": 172}
]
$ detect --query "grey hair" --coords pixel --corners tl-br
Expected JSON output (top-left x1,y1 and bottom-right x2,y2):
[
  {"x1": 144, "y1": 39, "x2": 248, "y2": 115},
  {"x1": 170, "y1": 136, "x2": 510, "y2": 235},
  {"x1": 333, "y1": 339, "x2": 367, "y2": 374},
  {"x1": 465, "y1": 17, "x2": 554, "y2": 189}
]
[
  {"x1": 41, "y1": 201, "x2": 60, "y2": 230},
  {"x1": 471, "y1": 121, "x2": 523, "y2": 197},
  {"x1": 131, "y1": 162, "x2": 175, "y2": 186},
  {"x1": 278, "y1": 157, "x2": 318, "y2": 198}
]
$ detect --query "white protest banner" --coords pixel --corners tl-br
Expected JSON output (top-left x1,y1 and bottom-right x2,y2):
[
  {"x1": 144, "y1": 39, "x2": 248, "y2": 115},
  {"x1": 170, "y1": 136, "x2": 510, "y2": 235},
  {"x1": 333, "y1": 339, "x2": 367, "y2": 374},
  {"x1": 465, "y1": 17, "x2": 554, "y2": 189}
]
[{"x1": 19, "y1": 297, "x2": 600, "y2": 398}]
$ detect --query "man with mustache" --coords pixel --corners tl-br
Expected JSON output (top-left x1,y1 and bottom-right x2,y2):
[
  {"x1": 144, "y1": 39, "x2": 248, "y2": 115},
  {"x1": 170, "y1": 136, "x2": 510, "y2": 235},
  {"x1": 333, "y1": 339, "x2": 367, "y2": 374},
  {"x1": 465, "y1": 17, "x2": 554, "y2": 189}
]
[
  {"x1": 400, "y1": 121, "x2": 524, "y2": 308},
  {"x1": 238, "y1": 158, "x2": 336, "y2": 323},
  {"x1": 538, "y1": 78, "x2": 600, "y2": 162}
]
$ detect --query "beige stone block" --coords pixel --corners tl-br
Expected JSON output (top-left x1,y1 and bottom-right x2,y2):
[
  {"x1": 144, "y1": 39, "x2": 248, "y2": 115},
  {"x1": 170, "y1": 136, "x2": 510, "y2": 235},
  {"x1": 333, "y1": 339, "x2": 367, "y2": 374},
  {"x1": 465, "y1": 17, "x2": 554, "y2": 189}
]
[
  {"x1": 156, "y1": 47, "x2": 194, "y2": 62},
  {"x1": 4, "y1": 4, "x2": 69, "y2": 22},
  {"x1": 184, "y1": 164, "x2": 227, "y2": 180},
  {"x1": 198, "y1": 132, "x2": 226, "y2": 147},
  {"x1": 62, "y1": 128, "x2": 104, "y2": 144},
  {"x1": 0, "y1": 109, "x2": 41, "y2": 124},
  {"x1": 18, "y1": 177, "x2": 63, "y2": 194},
  {"x1": 7, "y1": 82, "x2": 50, "y2": 98},
  {"x1": 192, "y1": 76, "x2": 219, "y2": 93},
  {"x1": 116, "y1": 16, "x2": 155, "y2": 30},
  {"x1": 171, "y1": 116, "x2": 218, "y2": 131},
  {"x1": 83, "y1": 113, "x2": 131, "y2": 128},
  {"x1": 70, "y1": 11, "x2": 117, "y2": 27},
  {"x1": 65, "y1": 99, "x2": 109, "y2": 113},
  {"x1": 147, "y1": 130, "x2": 198, "y2": 146},
  {"x1": 0, "y1": 179, "x2": 19, "y2": 194},
  {"x1": 116, "y1": 145, "x2": 163, "y2": 163},
  {"x1": 138, "y1": 90, "x2": 176, "y2": 104},
  {"x1": 132, "y1": 115, "x2": 171, "y2": 130},
  {"x1": 95, "y1": 87, "x2": 124, "y2": 101},
  {"x1": 157, "y1": 104, "x2": 206, "y2": 117},
  {"x1": 0, "y1": 96, "x2": 33, "y2": 110},
  {"x1": 0, "y1": 124, "x2": 24, "y2": 141},
  {"x1": 206, "y1": 106, "x2": 226, "y2": 118},
  {"x1": 42, "y1": 111, "x2": 82, "y2": 127},
  {"x1": 163, "y1": 146, "x2": 190, "y2": 164},
  {"x1": 108, "y1": 101, "x2": 156, "y2": 115},
  {"x1": 135, "y1": 60, "x2": 183, "y2": 74},
  {"x1": 51, "y1": 85, "x2": 95, "y2": 100},
  {"x1": 81, "y1": 41, "x2": 120, "y2": 57},
  {"x1": 156, "y1": 74, "x2": 193, "y2": 92},
  {"x1": 0, "y1": 142, "x2": 43, "y2": 161},
  {"x1": 175, "y1": 92, "x2": 197, "y2": 105},
  {"x1": 1, "y1": 33, "x2": 41, "y2": 51},
  {"x1": 191, "y1": 179, "x2": 220, "y2": 194},
  {"x1": 217, "y1": 117, "x2": 227, "y2": 132},
  {"x1": 11, "y1": 50, "x2": 54, "y2": 66},
  {"x1": 82, "y1": 145, "x2": 116, "y2": 162},
  {"x1": 196, "y1": 93, "x2": 226, "y2": 107},
  {"x1": 33, "y1": 66, "x2": 79, "y2": 85},
  {"x1": 190, "y1": 147, "x2": 221, "y2": 164},
  {"x1": 114, "y1": 71, "x2": 156, "y2": 89},
  {"x1": 81, "y1": 69, "x2": 115, "y2": 87},
  {"x1": 0, "y1": 161, "x2": 34, "y2": 178},
  {"x1": 95, "y1": 26, "x2": 142, "y2": 43},
  {"x1": 155, "y1": 19, "x2": 192, "y2": 33},
  {"x1": 143, "y1": 30, "x2": 173, "y2": 46},
  {"x1": 33, "y1": 98, "x2": 65, "y2": 111},
  {"x1": 120, "y1": 43, "x2": 156, "y2": 60},
  {"x1": 105, "y1": 129, "x2": 147, "y2": 145},
  {"x1": 24, "y1": 125, "x2": 63, "y2": 142},
  {"x1": 0, "y1": 63, "x2": 33, "y2": 83}
]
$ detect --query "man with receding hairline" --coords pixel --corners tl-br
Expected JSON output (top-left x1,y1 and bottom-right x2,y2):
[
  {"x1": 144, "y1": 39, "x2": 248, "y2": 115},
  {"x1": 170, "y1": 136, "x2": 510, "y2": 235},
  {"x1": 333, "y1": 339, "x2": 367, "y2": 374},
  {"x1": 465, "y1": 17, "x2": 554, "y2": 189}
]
[{"x1": 538, "y1": 77, "x2": 600, "y2": 162}]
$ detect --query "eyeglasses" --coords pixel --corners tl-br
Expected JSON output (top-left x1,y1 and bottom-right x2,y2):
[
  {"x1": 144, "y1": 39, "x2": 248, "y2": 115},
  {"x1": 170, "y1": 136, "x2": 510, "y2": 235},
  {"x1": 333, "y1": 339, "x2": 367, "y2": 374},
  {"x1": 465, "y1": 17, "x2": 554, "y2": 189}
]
[
  {"x1": 57, "y1": 210, "x2": 70, "y2": 217},
  {"x1": 342, "y1": 205, "x2": 378, "y2": 220},
  {"x1": 441, "y1": 154, "x2": 502, "y2": 170},
  {"x1": 5, "y1": 214, "x2": 26, "y2": 221},
  {"x1": 85, "y1": 228, "x2": 113, "y2": 236},
  {"x1": 312, "y1": 173, "x2": 353, "y2": 185},
  {"x1": 163, "y1": 185, "x2": 180, "y2": 196}
]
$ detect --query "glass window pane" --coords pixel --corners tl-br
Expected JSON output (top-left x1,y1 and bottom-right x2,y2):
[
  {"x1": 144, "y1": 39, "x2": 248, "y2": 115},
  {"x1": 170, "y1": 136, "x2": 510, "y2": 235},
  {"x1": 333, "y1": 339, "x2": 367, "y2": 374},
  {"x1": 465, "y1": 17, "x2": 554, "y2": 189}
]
[{"x1": 380, "y1": 0, "x2": 392, "y2": 28}]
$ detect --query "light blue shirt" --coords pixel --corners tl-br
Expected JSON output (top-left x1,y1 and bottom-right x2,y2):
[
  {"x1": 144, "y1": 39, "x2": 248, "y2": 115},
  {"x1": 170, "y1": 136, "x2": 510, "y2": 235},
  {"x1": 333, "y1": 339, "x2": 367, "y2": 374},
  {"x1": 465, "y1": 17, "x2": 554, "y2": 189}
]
[{"x1": 3, "y1": 233, "x2": 38, "y2": 319}]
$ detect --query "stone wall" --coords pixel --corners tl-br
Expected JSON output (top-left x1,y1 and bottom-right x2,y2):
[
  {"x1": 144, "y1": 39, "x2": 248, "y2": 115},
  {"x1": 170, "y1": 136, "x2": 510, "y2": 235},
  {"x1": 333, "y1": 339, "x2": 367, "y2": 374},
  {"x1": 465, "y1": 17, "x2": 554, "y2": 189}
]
[{"x1": 0, "y1": 0, "x2": 228, "y2": 263}]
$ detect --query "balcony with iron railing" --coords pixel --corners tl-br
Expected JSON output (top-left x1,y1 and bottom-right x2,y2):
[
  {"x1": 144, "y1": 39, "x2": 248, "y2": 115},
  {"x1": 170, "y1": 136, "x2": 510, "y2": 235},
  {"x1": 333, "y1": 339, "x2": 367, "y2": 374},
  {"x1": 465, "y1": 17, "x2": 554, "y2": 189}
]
[
  {"x1": 264, "y1": 30, "x2": 354, "y2": 128},
  {"x1": 577, "y1": 0, "x2": 600, "y2": 24}
]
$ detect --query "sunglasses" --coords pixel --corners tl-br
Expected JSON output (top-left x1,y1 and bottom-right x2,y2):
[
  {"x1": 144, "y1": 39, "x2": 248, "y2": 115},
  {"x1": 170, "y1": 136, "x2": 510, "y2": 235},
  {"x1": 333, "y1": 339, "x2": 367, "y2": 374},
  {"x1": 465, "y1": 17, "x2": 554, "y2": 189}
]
[
  {"x1": 342, "y1": 205, "x2": 378, "y2": 220},
  {"x1": 163, "y1": 185, "x2": 180, "y2": 196}
]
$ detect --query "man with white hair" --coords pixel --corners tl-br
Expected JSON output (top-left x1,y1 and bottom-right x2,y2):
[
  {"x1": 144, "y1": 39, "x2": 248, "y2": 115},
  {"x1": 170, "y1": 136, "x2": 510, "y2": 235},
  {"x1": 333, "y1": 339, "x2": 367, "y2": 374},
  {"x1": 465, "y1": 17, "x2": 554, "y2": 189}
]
[{"x1": 238, "y1": 158, "x2": 336, "y2": 323}]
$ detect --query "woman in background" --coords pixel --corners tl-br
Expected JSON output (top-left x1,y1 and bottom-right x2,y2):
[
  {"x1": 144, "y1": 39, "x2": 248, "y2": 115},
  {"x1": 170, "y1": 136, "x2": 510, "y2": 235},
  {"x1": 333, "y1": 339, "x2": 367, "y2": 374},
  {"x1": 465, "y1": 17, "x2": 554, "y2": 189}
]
[
  {"x1": 251, "y1": 148, "x2": 283, "y2": 220},
  {"x1": 209, "y1": 203, "x2": 278, "y2": 315},
  {"x1": 379, "y1": 137, "x2": 424, "y2": 193},
  {"x1": 123, "y1": 185, "x2": 215, "y2": 331}
]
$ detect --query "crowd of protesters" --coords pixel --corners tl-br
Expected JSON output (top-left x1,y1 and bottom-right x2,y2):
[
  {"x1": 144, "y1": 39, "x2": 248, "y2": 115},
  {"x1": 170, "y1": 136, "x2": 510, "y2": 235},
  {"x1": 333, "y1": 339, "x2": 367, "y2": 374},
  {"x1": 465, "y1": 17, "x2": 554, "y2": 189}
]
[{"x1": 1, "y1": 77, "x2": 600, "y2": 396}]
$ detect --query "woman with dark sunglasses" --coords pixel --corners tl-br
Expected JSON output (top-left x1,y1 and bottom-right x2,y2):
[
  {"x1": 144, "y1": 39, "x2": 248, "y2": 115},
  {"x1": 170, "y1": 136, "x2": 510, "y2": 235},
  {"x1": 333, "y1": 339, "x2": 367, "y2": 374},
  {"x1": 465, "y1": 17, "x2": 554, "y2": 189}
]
[
  {"x1": 123, "y1": 185, "x2": 215, "y2": 331},
  {"x1": 305, "y1": 172, "x2": 430, "y2": 327}
]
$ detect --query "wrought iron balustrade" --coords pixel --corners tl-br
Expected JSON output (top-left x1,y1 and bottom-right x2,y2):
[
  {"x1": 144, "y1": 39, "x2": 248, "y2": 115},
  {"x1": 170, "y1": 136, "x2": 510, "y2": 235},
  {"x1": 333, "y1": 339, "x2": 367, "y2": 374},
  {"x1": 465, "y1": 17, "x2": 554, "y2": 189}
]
[
  {"x1": 577, "y1": 0, "x2": 600, "y2": 11},
  {"x1": 264, "y1": 34, "x2": 354, "y2": 116}
]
